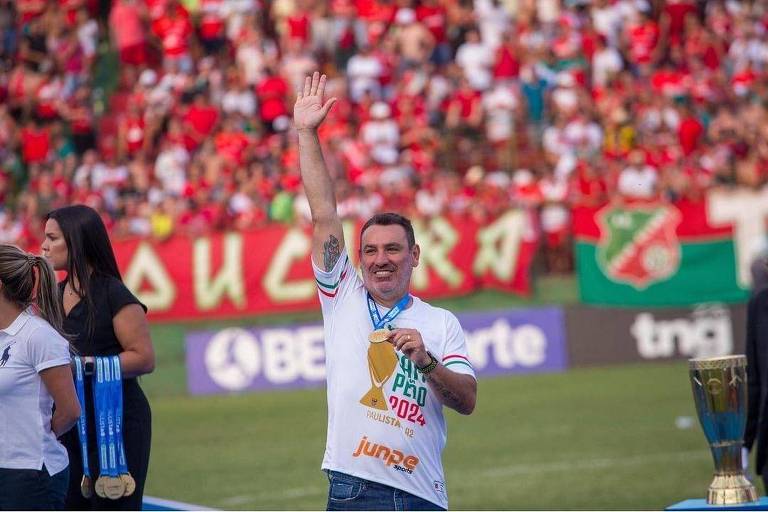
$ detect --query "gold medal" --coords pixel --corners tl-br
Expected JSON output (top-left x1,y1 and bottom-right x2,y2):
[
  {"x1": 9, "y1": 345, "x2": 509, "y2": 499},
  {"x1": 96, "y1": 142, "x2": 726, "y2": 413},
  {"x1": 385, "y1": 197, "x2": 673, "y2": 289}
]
[
  {"x1": 94, "y1": 476, "x2": 106, "y2": 498},
  {"x1": 80, "y1": 475, "x2": 93, "y2": 498},
  {"x1": 120, "y1": 473, "x2": 136, "y2": 497},
  {"x1": 104, "y1": 475, "x2": 126, "y2": 500},
  {"x1": 368, "y1": 329, "x2": 392, "y2": 344}
]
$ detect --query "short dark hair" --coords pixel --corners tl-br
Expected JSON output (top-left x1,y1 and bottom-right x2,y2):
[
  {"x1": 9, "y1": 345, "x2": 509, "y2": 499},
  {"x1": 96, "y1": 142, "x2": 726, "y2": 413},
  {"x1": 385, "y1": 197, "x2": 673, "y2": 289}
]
[{"x1": 360, "y1": 213, "x2": 416, "y2": 249}]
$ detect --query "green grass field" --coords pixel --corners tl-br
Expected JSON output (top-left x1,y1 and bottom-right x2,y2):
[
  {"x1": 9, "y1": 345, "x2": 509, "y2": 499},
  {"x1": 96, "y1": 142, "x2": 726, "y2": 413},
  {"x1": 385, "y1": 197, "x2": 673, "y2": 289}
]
[{"x1": 138, "y1": 277, "x2": 727, "y2": 509}]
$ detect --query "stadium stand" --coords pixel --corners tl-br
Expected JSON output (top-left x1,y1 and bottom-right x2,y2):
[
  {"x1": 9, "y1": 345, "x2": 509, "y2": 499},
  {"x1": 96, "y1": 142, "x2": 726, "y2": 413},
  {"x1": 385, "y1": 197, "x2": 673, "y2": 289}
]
[{"x1": 0, "y1": 0, "x2": 767, "y2": 276}]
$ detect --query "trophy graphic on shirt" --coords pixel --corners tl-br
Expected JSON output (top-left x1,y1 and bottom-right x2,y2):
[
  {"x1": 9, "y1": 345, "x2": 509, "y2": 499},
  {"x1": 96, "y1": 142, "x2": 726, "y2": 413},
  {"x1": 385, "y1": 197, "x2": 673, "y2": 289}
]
[
  {"x1": 689, "y1": 355, "x2": 758, "y2": 505},
  {"x1": 360, "y1": 329, "x2": 399, "y2": 410}
]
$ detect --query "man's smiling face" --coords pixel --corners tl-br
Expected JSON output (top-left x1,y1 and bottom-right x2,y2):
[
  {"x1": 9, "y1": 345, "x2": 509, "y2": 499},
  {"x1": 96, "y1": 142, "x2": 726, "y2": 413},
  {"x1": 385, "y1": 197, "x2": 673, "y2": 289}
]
[{"x1": 360, "y1": 224, "x2": 419, "y2": 306}]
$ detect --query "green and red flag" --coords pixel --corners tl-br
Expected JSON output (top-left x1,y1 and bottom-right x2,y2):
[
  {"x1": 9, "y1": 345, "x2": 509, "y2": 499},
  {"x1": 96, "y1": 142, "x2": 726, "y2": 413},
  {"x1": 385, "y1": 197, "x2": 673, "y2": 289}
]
[{"x1": 573, "y1": 198, "x2": 749, "y2": 306}]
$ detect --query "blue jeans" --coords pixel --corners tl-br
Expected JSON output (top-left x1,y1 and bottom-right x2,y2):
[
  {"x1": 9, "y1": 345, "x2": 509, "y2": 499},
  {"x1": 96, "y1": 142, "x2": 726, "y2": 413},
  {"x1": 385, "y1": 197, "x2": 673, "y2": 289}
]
[
  {"x1": 0, "y1": 465, "x2": 69, "y2": 510},
  {"x1": 325, "y1": 470, "x2": 445, "y2": 511}
]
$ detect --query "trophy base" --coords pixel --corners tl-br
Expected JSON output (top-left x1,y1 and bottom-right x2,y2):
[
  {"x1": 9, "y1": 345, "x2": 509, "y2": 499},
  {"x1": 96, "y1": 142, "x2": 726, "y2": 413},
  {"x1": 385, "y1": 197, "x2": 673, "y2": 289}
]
[
  {"x1": 359, "y1": 389, "x2": 388, "y2": 410},
  {"x1": 707, "y1": 474, "x2": 759, "y2": 505},
  {"x1": 667, "y1": 497, "x2": 768, "y2": 510}
]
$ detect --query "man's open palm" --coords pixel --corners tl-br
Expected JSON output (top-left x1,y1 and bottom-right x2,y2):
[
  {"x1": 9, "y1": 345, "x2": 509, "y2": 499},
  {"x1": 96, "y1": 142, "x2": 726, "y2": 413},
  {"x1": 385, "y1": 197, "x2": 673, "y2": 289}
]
[{"x1": 294, "y1": 72, "x2": 336, "y2": 131}]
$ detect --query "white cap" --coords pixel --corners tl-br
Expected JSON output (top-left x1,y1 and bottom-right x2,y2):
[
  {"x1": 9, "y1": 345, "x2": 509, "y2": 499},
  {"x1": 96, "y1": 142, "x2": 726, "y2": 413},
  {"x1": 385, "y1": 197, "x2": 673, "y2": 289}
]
[
  {"x1": 513, "y1": 169, "x2": 533, "y2": 186},
  {"x1": 486, "y1": 171, "x2": 511, "y2": 188},
  {"x1": 370, "y1": 102, "x2": 391, "y2": 119},
  {"x1": 557, "y1": 72, "x2": 575, "y2": 88},
  {"x1": 273, "y1": 115, "x2": 290, "y2": 132},
  {"x1": 395, "y1": 8, "x2": 416, "y2": 25},
  {"x1": 139, "y1": 69, "x2": 158, "y2": 87}
]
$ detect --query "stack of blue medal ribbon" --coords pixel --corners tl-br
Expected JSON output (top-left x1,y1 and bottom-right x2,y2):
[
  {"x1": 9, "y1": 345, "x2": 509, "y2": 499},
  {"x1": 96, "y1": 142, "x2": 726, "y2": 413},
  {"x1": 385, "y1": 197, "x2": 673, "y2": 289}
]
[{"x1": 73, "y1": 356, "x2": 136, "y2": 500}]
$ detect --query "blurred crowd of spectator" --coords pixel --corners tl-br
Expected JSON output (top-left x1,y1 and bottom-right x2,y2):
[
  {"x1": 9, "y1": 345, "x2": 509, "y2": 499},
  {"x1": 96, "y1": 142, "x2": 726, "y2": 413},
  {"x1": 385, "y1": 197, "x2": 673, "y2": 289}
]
[{"x1": 1, "y1": 0, "x2": 768, "y2": 272}]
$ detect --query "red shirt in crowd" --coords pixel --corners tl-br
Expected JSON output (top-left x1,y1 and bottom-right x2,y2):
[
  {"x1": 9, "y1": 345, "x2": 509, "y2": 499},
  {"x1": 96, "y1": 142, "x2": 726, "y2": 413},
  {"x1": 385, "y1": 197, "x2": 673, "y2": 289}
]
[
  {"x1": 355, "y1": 0, "x2": 377, "y2": 19},
  {"x1": 17, "y1": 0, "x2": 46, "y2": 24},
  {"x1": 732, "y1": 67, "x2": 758, "y2": 96},
  {"x1": 59, "y1": 0, "x2": 84, "y2": 25},
  {"x1": 215, "y1": 131, "x2": 250, "y2": 165},
  {"x1": 678, "y1": 115, "x2": 703, "y2": 156},
  {"x1": 35, "y1": 81, "x2": 60, "y2": 120},
  {"x1": 68, "y1": 100, "x2": 94, "y2": 135},
  {"x1": 199, "y1": 0, "x2": 225, "y2": 40},
  {"x1": 572, "y1": 164, "x2": 608, "y2": 206},
  {"x1": 627, "y1": 19, "x2": 660, "y2": 65},
  {"x1": 416, "y1": 3, "x2": 447, "y2": 44},
  {"x1": 109, "y1": 0, "x2": 146, "y2": 49},
  {"x1": 123, "y1": 115, "x2": 145, "y2": 155},
  {"x1": 0, "y1": 171, "x2": 8, "y2": 205},
  {"x1": 256, "y1": 75, "x2": 289, "y2": 123},
  {"x1": 392, "y1": 94, "x2": 426, "y2": 123},
  {"x1": 663, "y1": 0, "x2": 697, "y2": 46},
  {"x1": 21, "y1": 125, "x2": 50, "y2": 164},
  {"x1": 355, "y1": 0, "x2": 395, "y2": 24},
  {"x1": 493, "y1": 42, "x2": 520, "y2": 80},
  {"x1": 154, "y1": 7, "x2": 193, "y2": 57},
  {"x1": 580, "y1": 28, "x2": 599, "y2": 62},
  {"x1": 286, "y1": 11, "x2": 310, "y2": 44},
  {"x1": 448, "y1": 87, "x2": 481, "y2": 121},
  {"x1": 183, "y1": 104, "x2": 219, "y2": 150},
  {"x1": 651, "y1": 68, "x2": 690, "y2": 96}
]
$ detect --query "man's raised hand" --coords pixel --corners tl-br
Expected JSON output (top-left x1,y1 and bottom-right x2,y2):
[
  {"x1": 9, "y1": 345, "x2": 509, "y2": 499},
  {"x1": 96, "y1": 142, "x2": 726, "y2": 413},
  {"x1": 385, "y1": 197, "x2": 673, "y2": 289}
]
[{"x1": 294, "y1": 72, "x2": 337, "y2": 131}]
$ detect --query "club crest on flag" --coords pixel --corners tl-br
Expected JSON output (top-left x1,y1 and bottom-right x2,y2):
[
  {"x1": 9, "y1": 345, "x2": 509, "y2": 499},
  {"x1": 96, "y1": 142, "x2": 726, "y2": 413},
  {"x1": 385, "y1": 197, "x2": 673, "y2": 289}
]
[{"x1": 595, "y1": 204, "x2": 682, "y2": 290}]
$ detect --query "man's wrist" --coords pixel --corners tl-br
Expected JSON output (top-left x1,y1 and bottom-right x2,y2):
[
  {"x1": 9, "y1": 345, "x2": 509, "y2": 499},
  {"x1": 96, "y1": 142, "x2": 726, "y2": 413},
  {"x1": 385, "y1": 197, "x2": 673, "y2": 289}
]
[
  {"x1": 416, "y1": 352, "x2": 438, "y2": 375},
  {"x1": 414, "y1": 354, "x2": 431, "y2": 367}
]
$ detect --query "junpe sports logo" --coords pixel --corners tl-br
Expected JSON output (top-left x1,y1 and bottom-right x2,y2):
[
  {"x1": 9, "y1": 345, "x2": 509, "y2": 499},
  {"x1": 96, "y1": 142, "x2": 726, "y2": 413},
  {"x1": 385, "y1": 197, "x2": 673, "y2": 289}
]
[{"x1": 352, "y1": 436, "x2": 419, "y2": 474}]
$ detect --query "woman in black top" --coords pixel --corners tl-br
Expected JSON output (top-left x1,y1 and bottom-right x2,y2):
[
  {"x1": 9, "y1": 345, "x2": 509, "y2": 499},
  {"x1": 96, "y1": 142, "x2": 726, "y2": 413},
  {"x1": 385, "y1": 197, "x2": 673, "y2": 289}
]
[{"x1": 42, "y1": 205, "x2": 155, "y2": 511}]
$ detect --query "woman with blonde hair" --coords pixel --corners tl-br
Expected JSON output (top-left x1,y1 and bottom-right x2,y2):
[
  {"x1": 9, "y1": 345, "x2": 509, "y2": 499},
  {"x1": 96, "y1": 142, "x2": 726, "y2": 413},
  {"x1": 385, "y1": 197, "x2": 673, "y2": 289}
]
[{"x1": 0, "y1": 244, "x2": 80, "y2": 510}]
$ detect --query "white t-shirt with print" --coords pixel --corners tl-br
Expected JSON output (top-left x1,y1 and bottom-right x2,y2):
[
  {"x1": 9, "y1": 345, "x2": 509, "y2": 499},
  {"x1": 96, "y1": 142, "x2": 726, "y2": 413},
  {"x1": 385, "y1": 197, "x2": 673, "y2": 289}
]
[
  {"x1": 0, "y1": 309, "x2": 71, "y2": 474},
  {"x1": 314, "y1": 251, "x2": 476, "y2": 509}
]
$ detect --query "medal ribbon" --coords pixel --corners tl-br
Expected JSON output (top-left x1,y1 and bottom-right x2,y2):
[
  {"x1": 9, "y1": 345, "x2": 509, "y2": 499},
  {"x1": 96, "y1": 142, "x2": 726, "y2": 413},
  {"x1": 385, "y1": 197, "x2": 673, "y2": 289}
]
[
  {"x1": 104, "y1": 357, "x2": 119, "y2": 478},
  {"x1": 366, "y1": 293, "x2": 410, "y2": 330},
  {"x1": 94, "y1": 357, "x2": 109, "y2": 478},
  {"x1": 73, "y1": 357, "x2": 90, "y2": 479},
  {"x1": 111, "y1": 356, "x2": 129, "y2": 475}
]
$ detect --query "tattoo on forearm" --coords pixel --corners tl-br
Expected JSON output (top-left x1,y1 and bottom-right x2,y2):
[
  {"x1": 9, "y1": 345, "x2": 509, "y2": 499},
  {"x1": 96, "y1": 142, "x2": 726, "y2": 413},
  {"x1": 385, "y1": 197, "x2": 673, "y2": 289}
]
[
  {"x1": 428, "y1": 375, "x2": 463, "y2": 409},
  {"x1": 323, "y1": 235, "x2": 341, "y2": 272}
]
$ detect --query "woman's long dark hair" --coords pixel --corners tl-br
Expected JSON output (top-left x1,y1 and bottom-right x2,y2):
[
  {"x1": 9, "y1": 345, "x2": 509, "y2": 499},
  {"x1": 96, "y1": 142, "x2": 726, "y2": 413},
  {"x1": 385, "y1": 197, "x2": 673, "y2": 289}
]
[{"x1": 46, "y1": 205, "x2": 122, "y2": 340}]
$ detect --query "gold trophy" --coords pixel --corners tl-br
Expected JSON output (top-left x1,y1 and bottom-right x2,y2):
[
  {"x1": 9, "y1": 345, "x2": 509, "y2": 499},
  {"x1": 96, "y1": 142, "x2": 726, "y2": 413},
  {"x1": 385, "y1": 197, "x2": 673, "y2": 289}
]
[
  {"x1": 689, "y1": 355, "x2": 758, "y2": 505},
  {"x1": 360, "y1": 329, "x2": 398, "y2": 410}
]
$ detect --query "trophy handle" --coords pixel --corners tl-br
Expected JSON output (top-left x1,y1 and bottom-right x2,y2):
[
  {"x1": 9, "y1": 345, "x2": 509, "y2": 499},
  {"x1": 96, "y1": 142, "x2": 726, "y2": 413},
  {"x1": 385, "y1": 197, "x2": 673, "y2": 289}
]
[
  {"x1": 359, "y1": 364, "x2": 393, "y2": 410},
  {"x1": 369, "y1": 363, "x2": 393, "y2": 389}
]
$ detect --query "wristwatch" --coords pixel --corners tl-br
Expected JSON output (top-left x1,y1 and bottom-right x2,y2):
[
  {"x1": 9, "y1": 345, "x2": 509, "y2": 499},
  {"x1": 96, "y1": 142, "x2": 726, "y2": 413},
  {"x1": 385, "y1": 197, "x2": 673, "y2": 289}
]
[{"x1": 417, "y1": 352, "x2": 438, "y2": 375}]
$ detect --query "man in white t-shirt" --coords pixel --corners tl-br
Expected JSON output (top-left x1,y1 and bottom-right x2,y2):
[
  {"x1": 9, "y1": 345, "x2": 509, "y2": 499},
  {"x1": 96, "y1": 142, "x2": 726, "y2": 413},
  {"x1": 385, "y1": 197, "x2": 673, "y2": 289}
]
[
  {"x1": 617, "y1": 150, "x2": 658, "y2": 199},
  {"x1": 294, "y1": 72, "x2": 477, "y2": 510},
  {"x1": 455, "y1": 29, "x2": 493, "y2": 91}
]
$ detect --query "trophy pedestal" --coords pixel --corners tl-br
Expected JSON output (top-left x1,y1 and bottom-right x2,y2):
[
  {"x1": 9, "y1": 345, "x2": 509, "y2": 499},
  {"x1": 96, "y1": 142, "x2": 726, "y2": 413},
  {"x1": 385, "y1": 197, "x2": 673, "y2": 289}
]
[{"x1": 667, "y1": 497, "x2": 768, "y2": 510}]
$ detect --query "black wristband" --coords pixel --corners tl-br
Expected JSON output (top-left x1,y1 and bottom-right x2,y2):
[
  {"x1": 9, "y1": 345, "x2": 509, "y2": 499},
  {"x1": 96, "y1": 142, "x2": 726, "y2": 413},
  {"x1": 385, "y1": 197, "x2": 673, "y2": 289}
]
[{"x1": 417, "y1": 352, "x2": 438, "y2": 375}]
